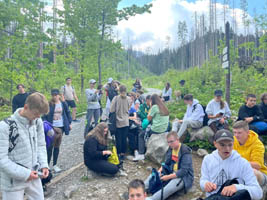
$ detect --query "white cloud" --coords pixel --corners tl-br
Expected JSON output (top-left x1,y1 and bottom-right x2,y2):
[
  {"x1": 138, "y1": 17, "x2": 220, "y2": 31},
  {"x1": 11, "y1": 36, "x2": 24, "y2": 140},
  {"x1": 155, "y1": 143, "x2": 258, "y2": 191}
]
[{"x1": 116, "y1": 0, "x2": 254, "y2": 53}]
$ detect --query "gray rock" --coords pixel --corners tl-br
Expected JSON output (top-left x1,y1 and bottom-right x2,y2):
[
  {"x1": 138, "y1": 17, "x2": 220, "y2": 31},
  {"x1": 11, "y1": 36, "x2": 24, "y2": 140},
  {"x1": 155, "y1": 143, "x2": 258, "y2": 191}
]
[
  {"x1": 64, "y1": 185, "x2": 78, "y2": 199},
  {"x1": 146, "y1": 166, "x2": 153, "y2": 172},
  {"x1": 197, "y1": 149, "x2": 209, "y2": 157},
  {"x1": 145, "y1": 132, "x2": 169, "y2": 164},
  {"x1": 189, "y1": 126, "x2": 214, "y2": 143}
]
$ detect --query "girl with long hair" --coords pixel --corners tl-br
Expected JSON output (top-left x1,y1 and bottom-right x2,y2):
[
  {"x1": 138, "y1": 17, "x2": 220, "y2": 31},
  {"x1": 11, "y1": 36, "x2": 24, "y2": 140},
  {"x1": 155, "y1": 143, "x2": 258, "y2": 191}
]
[
  {"x1": 84, "y1": 122, "x2": 119, "y2": 175},
  {"x1": 134, "y1": 94, "x2": 169, "y2": 161},
  {"x1": 162, "y1": 82, "x2": 172, "y2": 102}
]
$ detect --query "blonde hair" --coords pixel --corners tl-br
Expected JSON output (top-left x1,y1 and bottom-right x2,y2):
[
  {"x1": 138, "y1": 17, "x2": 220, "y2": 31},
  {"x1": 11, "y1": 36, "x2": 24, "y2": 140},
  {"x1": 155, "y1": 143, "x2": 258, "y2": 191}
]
[
  {"x1": 85, "y1": 122, "x2": 108, "y2": 145},
  {"x1": 25, "y1": 92, "x2": 49, "y2": 114},
  {"x1": 233, "y1": 121, "x2": 249, "y2": 131}
]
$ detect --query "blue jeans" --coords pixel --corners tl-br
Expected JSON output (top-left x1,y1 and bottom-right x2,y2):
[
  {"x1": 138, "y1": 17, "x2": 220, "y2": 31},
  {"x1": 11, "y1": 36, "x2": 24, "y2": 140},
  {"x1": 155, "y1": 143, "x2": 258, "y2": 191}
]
[{"x1": 251, "y1": 121, "x2": 267, "y2": 134}]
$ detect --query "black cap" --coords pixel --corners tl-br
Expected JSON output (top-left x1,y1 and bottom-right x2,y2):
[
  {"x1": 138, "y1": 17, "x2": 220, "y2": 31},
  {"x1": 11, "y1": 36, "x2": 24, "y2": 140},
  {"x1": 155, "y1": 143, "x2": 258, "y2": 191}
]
[
  {"x1": 179, "y1": 80, "x2": 185, "y2": 84},
  {"x1": 214, "y1": 129, "x2": 234, "y2": 142},
  {"x1": 51, "y1": 89, "x2": 60, "y2": 95},
  {"x1": 214, "y1": 90, "x2": 223, "y2": 96}
]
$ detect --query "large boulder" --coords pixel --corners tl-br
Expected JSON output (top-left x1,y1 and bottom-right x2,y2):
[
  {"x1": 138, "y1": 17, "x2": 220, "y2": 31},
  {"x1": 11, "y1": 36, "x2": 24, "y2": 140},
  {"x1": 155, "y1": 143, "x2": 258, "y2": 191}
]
[
  {"x1": 189, "y1": 126, "x2": 214, "y2": 144},
  {"x1": 145, "y1": 132, "x2": 169, "y2": 165}
]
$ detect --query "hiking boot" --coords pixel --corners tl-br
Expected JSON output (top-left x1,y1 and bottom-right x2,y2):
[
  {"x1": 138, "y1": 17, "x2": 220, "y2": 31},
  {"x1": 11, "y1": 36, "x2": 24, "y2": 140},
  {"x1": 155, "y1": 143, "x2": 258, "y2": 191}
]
[
  {"x1": 133, "y1": 154, "x2": 145, "y2": 161},
  {"x1": 53, "y1": 165, "x2": 62, "y2": 173},
  {"x1": 118, "y1": 169, "x2": 128, "y2": 177}
]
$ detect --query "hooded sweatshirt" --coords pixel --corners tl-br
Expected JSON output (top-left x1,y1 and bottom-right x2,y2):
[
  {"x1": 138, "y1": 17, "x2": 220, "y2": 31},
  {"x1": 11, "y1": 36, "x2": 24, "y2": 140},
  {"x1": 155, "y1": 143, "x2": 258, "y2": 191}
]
[
  {"x1": 234, "y1": 130, "x2": 267, "y2": 175},
  {"x1": 183, "y1": 99, "x2": 204, "y2": 123},
  {"x1": 206, "y1": 99, "x2": 231, "y2": 125},
  {"x1": 259, "y1": 102, "x2": 267, "y2": 120},
  {"x1": 200, "y1": 150, "x2": 263, "y2": 200}
]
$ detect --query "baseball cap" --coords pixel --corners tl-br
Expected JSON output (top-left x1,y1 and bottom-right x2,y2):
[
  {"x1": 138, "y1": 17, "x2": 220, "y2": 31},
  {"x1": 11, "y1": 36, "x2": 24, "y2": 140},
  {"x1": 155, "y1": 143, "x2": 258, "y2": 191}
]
[
  {"x1": 89, "y1": 79, "x2": 96, "y2": 84},
  {"x1": 214, "y1": 90, "x2": 223, "y2": 96},
  {"x1": 214, "y1": 129, "x2": 234, "y2": 142},
  {"x1": 108, "y1": 77, "x2": 113, "y2": 84},
  {"x1": 51, "y1": 89, "x2": 60, "y2": 95}
]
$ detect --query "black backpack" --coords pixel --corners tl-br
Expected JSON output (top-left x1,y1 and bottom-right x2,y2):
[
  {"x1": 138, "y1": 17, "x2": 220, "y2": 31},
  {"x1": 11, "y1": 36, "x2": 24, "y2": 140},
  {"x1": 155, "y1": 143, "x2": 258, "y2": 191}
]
[{"x1": 192, "y1": 104, "x2": 209, "y2": 126}]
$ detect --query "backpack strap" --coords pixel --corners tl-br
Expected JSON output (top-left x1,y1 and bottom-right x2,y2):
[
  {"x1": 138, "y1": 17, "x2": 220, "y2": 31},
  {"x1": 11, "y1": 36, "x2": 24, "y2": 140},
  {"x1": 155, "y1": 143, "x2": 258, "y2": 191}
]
[
  {"x1": 192, "y1": 104, "x2": 198, "y2": 112},
  {"x1": 4, "y1": 118, "x2": 19, "y2": 153}
]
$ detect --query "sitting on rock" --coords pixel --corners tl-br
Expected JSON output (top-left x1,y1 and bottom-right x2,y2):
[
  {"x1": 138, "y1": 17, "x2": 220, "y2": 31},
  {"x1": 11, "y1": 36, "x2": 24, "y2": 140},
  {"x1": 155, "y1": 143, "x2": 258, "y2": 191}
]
[
  {"x1": 237, "y1": 94, "x2": 267, "y2": 134},
  {"x1": 162, "y1": 82, "x2": 172, "y2": 102},
  {"x1": 134, "y1": 94, "x2": 169, "y2": 161},
  {"x1": 206, "y1": 90, "x2": 231, "y2": 134},
  {"x1": 137, "y1": 95, "x2": 151, "y2": 122},
  {"x1": 233, "y1": 121, "x2": 267, "y2": 187},
  {"x1": 144, "y1": 131, "x2": 194, "y2": 200},
  {"x1": 172, "y1": 94, "x2": 204, "y2": 141},
  {"x1": 128, "y1": 179, "x2": 147, "y2": 200},
  {"x1": 83, "y1": 122, "x2": 119, "y2": 175},
  {"x1": 200, "y1": 129, "x2": 263, "y2": 199}
]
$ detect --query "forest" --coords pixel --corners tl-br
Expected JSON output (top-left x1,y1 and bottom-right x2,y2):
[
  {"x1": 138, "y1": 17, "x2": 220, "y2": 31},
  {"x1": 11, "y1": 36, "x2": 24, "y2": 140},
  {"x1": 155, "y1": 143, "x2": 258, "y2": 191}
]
[{"x1": 0, "y1": 0, "x2": 266, "y2": 121}]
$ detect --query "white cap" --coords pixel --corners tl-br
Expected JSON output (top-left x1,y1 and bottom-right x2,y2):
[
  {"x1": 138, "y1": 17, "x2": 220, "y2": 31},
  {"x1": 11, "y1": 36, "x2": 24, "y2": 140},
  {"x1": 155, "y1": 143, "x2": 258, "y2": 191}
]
[
  {"x1": 89, "y1": 79, "x2": 96, "y2": 84},
  {"x1": 108, "y1": 77, "x2": 113, "y2": 84}
]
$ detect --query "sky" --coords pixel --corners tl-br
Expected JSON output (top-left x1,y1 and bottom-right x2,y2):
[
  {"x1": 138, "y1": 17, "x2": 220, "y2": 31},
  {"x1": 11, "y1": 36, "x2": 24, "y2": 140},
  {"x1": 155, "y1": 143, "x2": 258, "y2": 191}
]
[{"x1": 116, "y1": 0, "x2": 267, "y2": 53}]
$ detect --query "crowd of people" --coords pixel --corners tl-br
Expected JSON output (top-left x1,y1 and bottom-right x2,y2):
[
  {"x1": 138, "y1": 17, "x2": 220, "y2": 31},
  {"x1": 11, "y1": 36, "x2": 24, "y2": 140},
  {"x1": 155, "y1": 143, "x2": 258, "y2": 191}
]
[{"x1": 0, "y1": 77, "x2": 266, "y2": 200}]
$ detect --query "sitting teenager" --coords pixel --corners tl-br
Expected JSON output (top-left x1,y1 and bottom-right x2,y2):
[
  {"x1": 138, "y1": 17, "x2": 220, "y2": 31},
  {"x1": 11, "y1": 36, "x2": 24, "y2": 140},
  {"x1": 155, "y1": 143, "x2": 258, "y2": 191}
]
[
  {"x1": 144, "y1": 131, "x2": 194, "y2": 200},
  {"x1": 233, "y1": 120, "x2": 267, "y2": 187},
  {"x1": 200, "y1": 129, "x2": 262, "y2": 199},
  {"x1": 172, "y1": 94, "x2": 204, "y2": 140},
  {"x1": 43, "y1": 89, "x2": 72, "y2": 173},
  {"x1": 238, "y1": 94, "x2": 267, "y2": 134},
  {"x1": 162, "y1": 82, "x2": 172, "y2": 102},
  {"x1": 83, "y1": 122, "x2": 119, "y2": 175},
  {"x1": 206, "y1": 90, "x2": 231, "y2": 134},
  {"x1": 137, "y1": 95, "x2": 151, "y2": 122},
  {"x1": 128, "y1": 179, "x2": 147, "y2": 200},
  {"x1": 134, "y1": 94, "x2": 169, "y2": 161},
  {"x1": 259, "y1": 93, "x2": 267, "y2": 123}
]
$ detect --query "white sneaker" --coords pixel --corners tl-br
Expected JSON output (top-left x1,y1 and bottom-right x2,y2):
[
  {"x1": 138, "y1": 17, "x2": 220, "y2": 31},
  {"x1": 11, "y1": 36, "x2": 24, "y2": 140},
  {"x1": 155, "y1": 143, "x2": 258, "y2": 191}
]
[
  {"x1": 53, "y1": 165, "x2": 62, "y2": 173},
  {"x1": 118, "y1": 169, "x2": 128, "y2": 177},
  {"x1": 134, "y1": 150, "x2": 139, "y2": 157},
  {"x1": 133, "y1": 154, "x2": 145, "y2": 161}
]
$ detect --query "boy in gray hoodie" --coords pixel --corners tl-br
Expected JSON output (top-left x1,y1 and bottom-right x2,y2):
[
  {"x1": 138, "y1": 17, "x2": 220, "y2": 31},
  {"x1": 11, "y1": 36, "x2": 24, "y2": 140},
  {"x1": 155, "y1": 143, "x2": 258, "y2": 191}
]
[
  {"x1": 172, "y1": 94, "x2": 204, "y2": 140},
  {"x1": 200, "y1": 129, "x2": 262, "y2": 200}
]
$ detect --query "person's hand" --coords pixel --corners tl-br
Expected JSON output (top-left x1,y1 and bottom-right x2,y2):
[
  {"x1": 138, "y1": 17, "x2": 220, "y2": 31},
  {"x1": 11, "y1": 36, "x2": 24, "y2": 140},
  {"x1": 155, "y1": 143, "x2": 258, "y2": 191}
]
[
  {"x1": 221, "y1": 185, "x2": 237, "y2": 196},
  {"x1": 160, "y1": 175, "x2": 170, "y2": 182},
  {"x1": 27, "y1": 171, "x2": 39, "y2": 181},
  {"x1": 95, "y1": 90, "x2": 99, "y2": 94},
  {"x1": 219, "y1": 118, "x2": 225, "y2": 124},
  {"x1": 215, "y1": 113, "x2": 222, "y2": 118},
  {"x1": 76, "y1": 99, "x2": 79, "y2": 103},
  {"x1": 42, "y1": 168, "x2": 49, "y2": 179},
  {"x1": 69, "y1": 124, "x2": 72, "y2": 130},
  {"x1": 204, "y1": 182, "x2": 217, "y2": 193},
  {"x1": 103, "y1": 150, "x2": 112, "y2": 155},
  {"x1": 245, "y1": 117, "x2": 253, "y2": 123},
  {"x1": 178, "y1": 120, "x2": 183, "y2": 123}
]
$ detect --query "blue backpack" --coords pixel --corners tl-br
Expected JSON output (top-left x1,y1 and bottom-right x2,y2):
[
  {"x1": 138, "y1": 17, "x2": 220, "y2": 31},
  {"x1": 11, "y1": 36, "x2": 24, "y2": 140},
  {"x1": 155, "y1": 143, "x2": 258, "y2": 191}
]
[
  {"x1": 149, "y1": 168, "x2": 162, "y2": 194},
  {"x1": 43, "y1": 121, "x2": 55, "y2": 148}
]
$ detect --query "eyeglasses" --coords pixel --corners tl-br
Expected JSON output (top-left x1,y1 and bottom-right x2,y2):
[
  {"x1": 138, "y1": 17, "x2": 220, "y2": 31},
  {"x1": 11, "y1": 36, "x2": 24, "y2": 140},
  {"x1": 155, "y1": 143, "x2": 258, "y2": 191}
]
[{"x1": 167, "y1": 140, "x2": 177, "y2": 144}]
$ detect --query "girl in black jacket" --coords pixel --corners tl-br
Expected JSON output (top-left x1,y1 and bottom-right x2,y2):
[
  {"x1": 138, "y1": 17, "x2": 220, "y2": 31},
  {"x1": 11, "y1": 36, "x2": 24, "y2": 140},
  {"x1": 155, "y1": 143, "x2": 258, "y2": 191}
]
[
  {"x1": 84, "y1": 122, "x2": 119, "y2": 175},
  {"x1": 43, "y1": 89, "x2": 72, "y2": 173}
]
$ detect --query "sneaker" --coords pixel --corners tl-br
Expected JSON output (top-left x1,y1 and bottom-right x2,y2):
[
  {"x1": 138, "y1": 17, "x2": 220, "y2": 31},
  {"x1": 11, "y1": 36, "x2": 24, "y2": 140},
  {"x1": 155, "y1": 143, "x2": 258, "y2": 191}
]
[
  {"x1": 118, "y1": 169, "x2": 128, "y2": 177},
  {"x1": 134, "y1": 150, "x2": 139, "y2": 157},
  {"x1": 72, "y1": 119, "x2": 80, "y2": 122},
  {"x1": 133, "y1": 154, "x2": 145, "y2": 161},
  {"x1": 53, "y1": 165, "x2": 62, "y2": 173}
]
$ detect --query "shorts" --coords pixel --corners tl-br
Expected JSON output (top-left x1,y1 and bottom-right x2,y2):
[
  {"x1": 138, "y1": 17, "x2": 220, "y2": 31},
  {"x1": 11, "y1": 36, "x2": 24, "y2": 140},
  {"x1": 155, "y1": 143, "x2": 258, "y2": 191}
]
[{"x1": 66, "y1": 100, "x2": 76, "y2": 108}]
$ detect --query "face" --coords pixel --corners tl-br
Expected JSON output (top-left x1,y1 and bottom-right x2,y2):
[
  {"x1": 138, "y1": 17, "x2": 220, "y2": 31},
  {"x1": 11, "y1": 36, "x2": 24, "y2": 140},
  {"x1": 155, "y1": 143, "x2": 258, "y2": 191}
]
[
  {"x1": 52, "y1": 94, "x2": 60, "y2": 101},
  {"x1": 167, "y1": 135, "x2": 180, "y2": 149},
  {"x1": 24, "y1": 106, "x2": 41, "y2": 121},
  {"x1": 146, "y1": 99, "x2": 151, "y2": 106},
  {"x1": 18, "y1": 85, "x2": 25, "y2": 94},
  {"x1": 103, "y1": 128, "x2": 108, "y2": 135},
  {"x1": 215, "y1": 95, "x2": 222, "y2": 102},
  {"x1": 129, "y1": 188, "x2": 146, "y2": 200},
  {"x1": 214, "y1": 140, "x2": 233, "y2": 160},
  {"x1": 66, "y1": 79, "x2": 71, "y2": 85},
  {"x1": 184, "y1": 99, "x2": 192, "y2": 105},
  {"x1": 233, "y1": 128, "x2": 249, "y2": 145},
  {"x1": 246, "y1": 97, "x2": 256, "y2": 108},
  {"x1": 90, "y1": 83, "x2": 96, "y2": 88}
]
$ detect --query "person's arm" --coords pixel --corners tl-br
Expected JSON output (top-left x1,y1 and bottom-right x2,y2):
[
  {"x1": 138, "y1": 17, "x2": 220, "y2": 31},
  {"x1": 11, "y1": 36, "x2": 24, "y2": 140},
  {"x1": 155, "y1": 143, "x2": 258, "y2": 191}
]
[
  {"x1": 147, "y1": 105, "x2": 156, "y2": 121},
  {"x1": 84, "y1": 138, "x2": 105, "y2": 160},
  {"x1": 0, "y1": 122, "x2": 31, "y2": 181},
  {"x1": 200, "y1": 156, "x2": 215, "y2": 192},
  {"x1": 188, "y1": 104, "x2": 204, "y2": 121},
  {"x1": 62, "y1": 101, "x2": 72, "y2": 124},
  {"x1": 206, "y1": 102, "x2": 216, "y2": 119},
  {"x1": 12, "y1": 96, "x2": 18, "y2": 113},
  {"x1": 73, "y1": 89, "x2": 79, "y2": 102},
  {"x1": 251, "y1": 106, "x2": 264, "y2": 122},
  {"x1": 169, "y1": 88, "x2": 172, "y2": 100},
  {"x1": 224, "y1": 102, "x2": 231, "y2": 119},
  {"x1": 234, "y1": 160, "x2": 263, "y2": 200},
  {"x1": 85, "y1": 89, "x2": 97, "y2": 102},
  {"x1": 137, "y1": 104, "x2": 147, "y2": 121},
  {"x1": 175, "y1": 152, "x2": 193, "y2": 178},
  {"x1": 109, "y1": 96, "x2": 116, "y2": 113},
  {"x1": 249, "y1": 141, "x2": 265, "y2": 170},
  {"x1": 238, "y1": 105, "x2": 249, "y2": 120},
  {"x1": 36, "y1": 118, "x2": 49, "y2": 169}
]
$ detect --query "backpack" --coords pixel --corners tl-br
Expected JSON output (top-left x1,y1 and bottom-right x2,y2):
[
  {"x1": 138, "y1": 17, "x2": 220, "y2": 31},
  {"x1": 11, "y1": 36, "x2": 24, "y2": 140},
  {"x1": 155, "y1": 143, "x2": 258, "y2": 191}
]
[
  {"x1": 63, "y1": 85, "x2": 74, "y2": 96},
  {"x1": 43, "y1": 121, "x2": 55, "y2": 148},
  {"x1": 193, "y1": 104, "x2": 209, "y2": 126}
]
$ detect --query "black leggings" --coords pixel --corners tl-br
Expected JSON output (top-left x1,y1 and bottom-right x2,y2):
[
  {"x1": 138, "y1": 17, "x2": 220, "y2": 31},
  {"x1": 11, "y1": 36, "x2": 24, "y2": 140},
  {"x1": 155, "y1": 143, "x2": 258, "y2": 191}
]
[
  {"x1": 115, "y1": 126, "x2": 128, "y2": 154},
  {"x1": 85, "y1": 160, "x2": 119, "y2": 175},
  {"x1": 47, "y1": 145, "x2": 60, "y2": 166}
]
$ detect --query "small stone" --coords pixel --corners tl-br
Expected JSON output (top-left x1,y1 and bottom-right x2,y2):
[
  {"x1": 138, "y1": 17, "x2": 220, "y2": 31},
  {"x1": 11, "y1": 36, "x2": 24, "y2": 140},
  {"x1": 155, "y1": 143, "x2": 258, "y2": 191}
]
[
  {"x1": 64, "y1": 185, "x2": 78, "y2": 199},
  {"x1": 197, "y1": 149, "x2": 209, "y2": 157}
]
